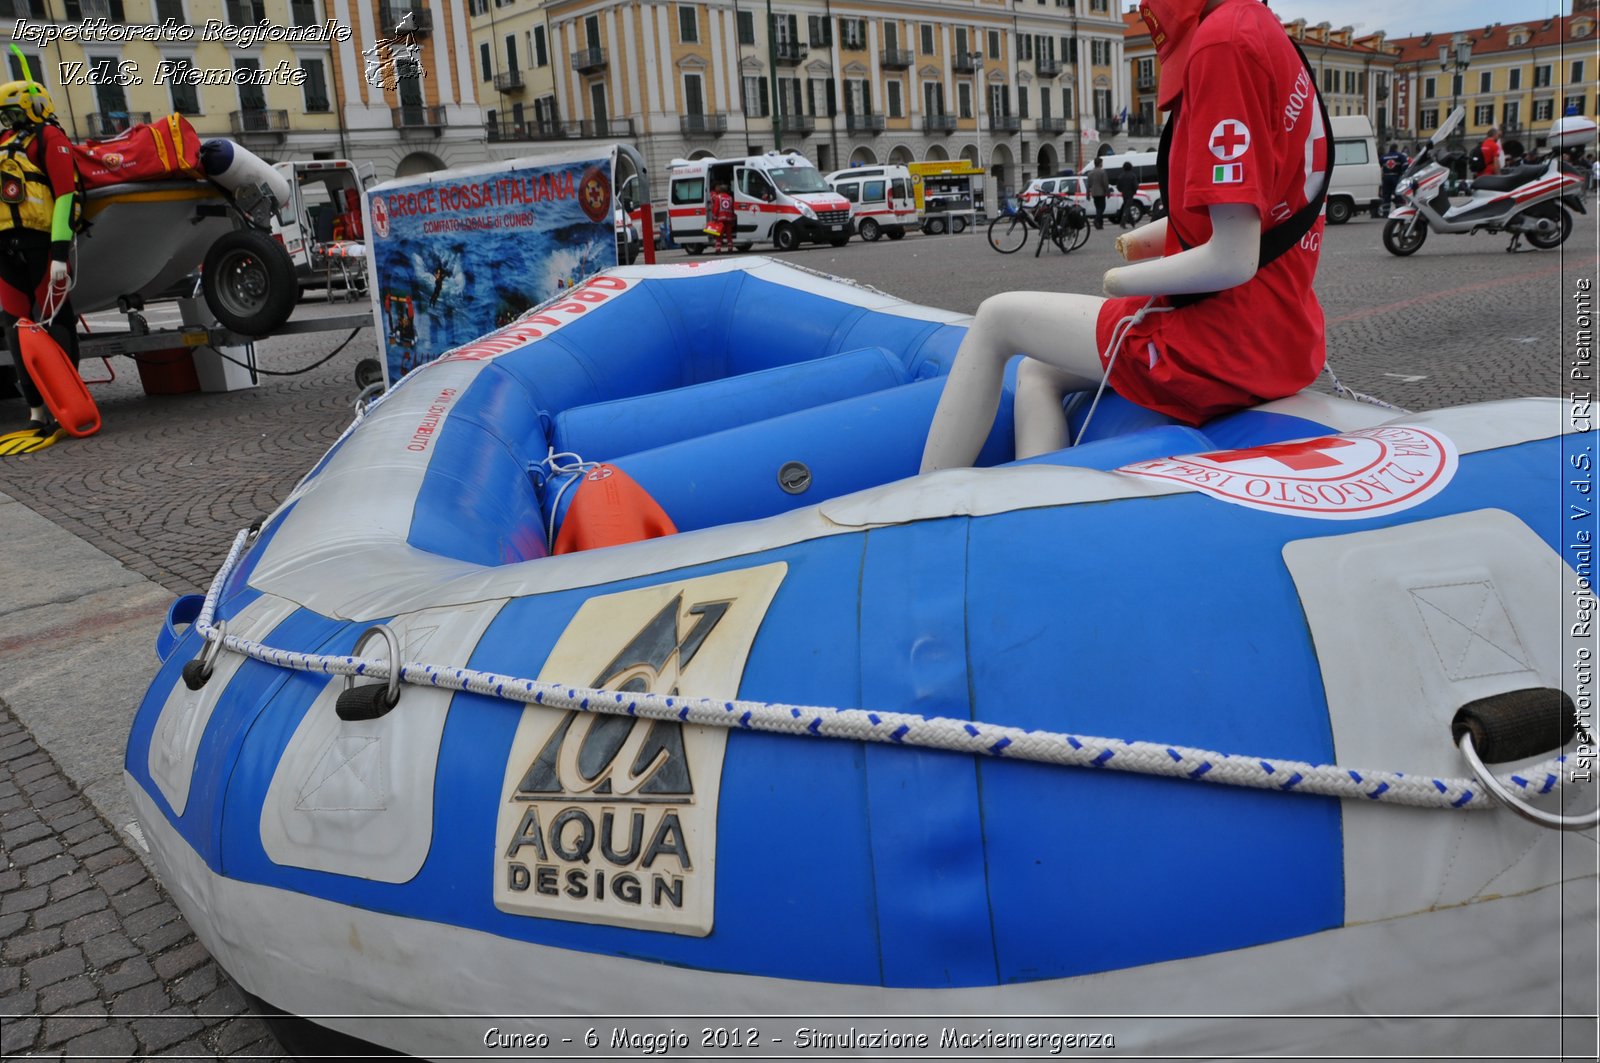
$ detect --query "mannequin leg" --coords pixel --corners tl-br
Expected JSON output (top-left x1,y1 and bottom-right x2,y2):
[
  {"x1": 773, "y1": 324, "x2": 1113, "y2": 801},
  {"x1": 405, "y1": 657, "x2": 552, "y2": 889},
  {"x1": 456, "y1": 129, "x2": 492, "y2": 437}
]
[
  {"x1": 1014, "y1": 360, "x2": 1080, "y2": 458},
  {"x1": 921, "y1": 291, "x2": 1106, "y2": 473}
]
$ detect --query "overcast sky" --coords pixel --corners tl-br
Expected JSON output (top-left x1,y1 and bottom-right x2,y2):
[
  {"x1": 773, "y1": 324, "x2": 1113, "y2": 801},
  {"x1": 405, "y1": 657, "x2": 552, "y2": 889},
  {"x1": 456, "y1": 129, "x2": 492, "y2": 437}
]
[{"x1": 1129, "y1": 1, "x2": 1575, "y2": 39}]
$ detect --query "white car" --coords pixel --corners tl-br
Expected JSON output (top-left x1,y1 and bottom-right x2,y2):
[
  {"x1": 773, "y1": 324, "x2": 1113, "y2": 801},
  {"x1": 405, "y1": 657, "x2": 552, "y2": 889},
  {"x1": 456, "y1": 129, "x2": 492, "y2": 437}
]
[{"x1": 1019, "y1": 174, "x2": 1156, "y2": 223}]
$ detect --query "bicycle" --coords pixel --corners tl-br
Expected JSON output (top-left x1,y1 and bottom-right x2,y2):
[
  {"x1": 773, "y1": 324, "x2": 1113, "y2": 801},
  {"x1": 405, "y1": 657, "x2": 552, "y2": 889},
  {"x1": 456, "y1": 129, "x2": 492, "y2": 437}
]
[{"x1": 987, "y1": 193, "x2": 1090, "y2": 255}]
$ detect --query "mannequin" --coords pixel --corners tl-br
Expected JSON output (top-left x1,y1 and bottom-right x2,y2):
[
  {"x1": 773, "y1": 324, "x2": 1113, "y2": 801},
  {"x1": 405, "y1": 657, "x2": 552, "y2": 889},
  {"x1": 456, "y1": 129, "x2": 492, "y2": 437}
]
[{"x1": 922, "y1": 0, "x2": 1328, "y2": 473}]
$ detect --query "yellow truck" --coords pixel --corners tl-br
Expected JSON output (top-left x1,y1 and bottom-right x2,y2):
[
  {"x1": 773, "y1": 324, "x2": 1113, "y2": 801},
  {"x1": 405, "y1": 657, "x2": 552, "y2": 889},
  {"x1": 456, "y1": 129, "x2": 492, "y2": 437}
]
[{"x1": 908, "y1": 160, "x2": 984, "y2": 235}]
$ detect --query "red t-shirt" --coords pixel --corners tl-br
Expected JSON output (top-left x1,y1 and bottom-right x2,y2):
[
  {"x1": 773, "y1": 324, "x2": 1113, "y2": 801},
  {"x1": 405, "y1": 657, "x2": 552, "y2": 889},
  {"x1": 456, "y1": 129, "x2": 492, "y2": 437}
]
[
  {"x1": 1097, "y1": 0, "x2": 1327, "y2": 425},
  {"x1": 1480, "y1": 137, "x2": 1501, "y2": 176}
]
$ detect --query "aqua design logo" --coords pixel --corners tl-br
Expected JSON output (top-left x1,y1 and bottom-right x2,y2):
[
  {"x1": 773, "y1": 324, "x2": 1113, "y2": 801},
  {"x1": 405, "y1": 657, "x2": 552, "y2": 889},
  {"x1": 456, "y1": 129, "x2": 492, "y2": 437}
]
[
  {"x1": 1117, "y1": 425, "x2": 1459, "y2": 519},
  {"x1": 495, "y1": 564, "x2": 786, "y2": 935}
]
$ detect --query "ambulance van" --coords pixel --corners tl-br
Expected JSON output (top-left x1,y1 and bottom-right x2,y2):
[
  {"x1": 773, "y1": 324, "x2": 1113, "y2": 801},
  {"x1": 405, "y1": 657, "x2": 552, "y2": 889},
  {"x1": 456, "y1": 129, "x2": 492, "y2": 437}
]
[
  {"x1": 825, "y1": 165, "x2": 918, "y2": 241},
  {"x1": 668, "y1": 152, "x2": 854, "y2": 253}
]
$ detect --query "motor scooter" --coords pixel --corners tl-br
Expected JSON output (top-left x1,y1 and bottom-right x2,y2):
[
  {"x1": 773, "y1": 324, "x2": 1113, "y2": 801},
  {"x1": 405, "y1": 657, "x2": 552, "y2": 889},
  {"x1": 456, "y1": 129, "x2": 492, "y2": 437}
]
[{"x1": 1383, "y1": 107, "x2": 1587, "y2": 255}]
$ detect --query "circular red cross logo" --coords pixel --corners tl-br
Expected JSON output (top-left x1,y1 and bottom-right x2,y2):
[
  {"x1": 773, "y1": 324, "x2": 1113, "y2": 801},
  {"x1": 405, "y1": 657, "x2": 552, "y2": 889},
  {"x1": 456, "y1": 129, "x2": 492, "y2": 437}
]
[
  {"x1": 370, "y1": 197, "x2": 390, "y2": 239},
  {"x1": 1209, "y1": 119, "x2": 1251, "y2": 161},
  {"x1": 1117, "y1": 426, "x2": 1459, "y2": 520}
]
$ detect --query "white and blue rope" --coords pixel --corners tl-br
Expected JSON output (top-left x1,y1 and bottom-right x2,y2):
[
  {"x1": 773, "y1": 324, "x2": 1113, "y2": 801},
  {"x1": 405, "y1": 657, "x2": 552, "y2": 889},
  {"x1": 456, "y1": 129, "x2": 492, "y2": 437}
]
[{"x1": 192, "y1": 529, "x2": 1583, "y2": 814}]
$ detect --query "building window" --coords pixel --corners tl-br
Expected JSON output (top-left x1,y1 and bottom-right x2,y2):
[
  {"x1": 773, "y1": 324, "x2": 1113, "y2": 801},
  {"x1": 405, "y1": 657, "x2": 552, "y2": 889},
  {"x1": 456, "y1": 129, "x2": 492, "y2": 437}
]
[
  {"x1": 1478, "y1": 70, "x2": 1491, "y2": 93},
  {"x1": 7, "y1": 51, "x2": 43, "y2": 85},
  {"x1": 839, "y1": 18, "x2": 865, "y2": 50},
  {"x1": 1473, "y1": 103, "x2": 1493, "y2": 125},
  {"x1": 1017, "y1": 84, "x2": 1028, "y2": 118},
  {"x1": 1419, "y1": 107, "x2": 1438, "y2": 129},
  {"x1": 1062, "y1": 86, "x2": 1073, "y2": 117},
  {"x1": 779, "y1": 78, "x2": 801, "y2": 118},
  {"x1": 1508, "y1": 68, "x2": 1521, "y2": 91},
  {"x1": 808, "y1": 16, "x2": 831, "y2": 47},
  {"x1": 479, "y1": 42, "x2": 491, "y2": 81},
  {"x1": 532, "y1": 26, "x2": 547, "y2": 66},
  {"x1": 742, "y1": 75, "x2": 769, "y2": 117},
  {"x1": 1567, "y1": 94, "x2": 1588, "y2": 115},
  {"x1": 1533, "y1": 64, "x2": 1551, "y2": 88},
  {"x1": 223, "y1": 0, "x2": 263, "y2": 22},
  {"x1": 164, "y1": 56, "x2": 199, "y2": 113},
  {"x1": 1574, "y1": 60, "x2": 1586, "y2": 84},
  {"x1": 683, "y1": 72, "x2": 704, "y2": 115},
  {"x1": 505, "y1": 34, "x2": 518, "y2": 71},
  {"x1": 1090, "y1": 0, "x2": 1108, "y2": 10},
  {"x1": 987, "y1": 30, "x2": 1000, "y2": 60},
  {"x1": 1533, "y1": 98, "x2": 1554, "y2": 122},
  {"x1": 809, "y1": 77, "x2": 836, "y2": 116},
  {"x1": 844, "y1": 78, "x2": 869, "y2": 115},
  {"x1": 234, "y1": 57, "x2": 265, "y2": 111},
  {"x1": 954, "y1": 27, "x2": 968, "y2": 58},
  {"x1": 886, "y1": 79, "x2": 902, "y2": 118},
  {"x1": 534, "y1": 95, "x2": 558, "y2": 132},
  {"x1": 957, "y1": 81, "x2": 972, "y2": 119},
  {"x1": 301, "y1": 57, "x2": 329, "y2": 111},
  {"x1": 1344, "y1": 70, "x2": 1356, "y2": 94},
  {"x1": 922, "y1": 81, "x2": 943, "y2": 116},
  {"x1": 1019, "y1": 34, "x2": 1032, "y2": 61},
  {"x1": 469, "y1": 0, "x2": 486, "y2": 12},
  {"x1": 1090, "y1": 39, "x2": 1111, "y2": 65},
  {"x1": 920, "y1": 23, "x2": 935, "y2": 55},
  {"x1": 737, "y1": 10, "x2": 754, "y2": 45},
  {"x1": 678, "y1": 6, "x2": 698, "y2": 44},
  {"x1": 1093, "y1": 87, "x2": 1111, "y2": 121},
  {"x1": 289, "y1": 0, "x2": 315, "y2": 25},
  {"x1": 1501, "y1": 100, "x2": 1518, "y2": 128},
  {"x1": 1422, "y1": 76, "x2": 1435, "y2": 99}
]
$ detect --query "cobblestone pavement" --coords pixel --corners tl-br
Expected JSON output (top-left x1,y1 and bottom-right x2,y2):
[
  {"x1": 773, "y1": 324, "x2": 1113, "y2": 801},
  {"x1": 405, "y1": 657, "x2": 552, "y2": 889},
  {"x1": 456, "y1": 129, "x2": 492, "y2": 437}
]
[
  {"x1": 1, "y1": 707, "x2": 286, "y2": 1061},
  {"x1": 0, "y1": 222, "x2": 1591, "y2": 1059}
]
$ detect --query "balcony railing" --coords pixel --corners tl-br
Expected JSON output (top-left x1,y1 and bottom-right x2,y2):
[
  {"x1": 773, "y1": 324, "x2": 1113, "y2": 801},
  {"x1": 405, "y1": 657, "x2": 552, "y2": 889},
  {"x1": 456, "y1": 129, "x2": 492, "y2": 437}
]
[
  {"x1": 493, "y1": 69, "x2": 525, "y2": 91},
  {"x1": 880, "y1": 47, "x2": 913, "y2": 69},
  {"x1": 923, "y1": 114, "x2": 958, "y2": 134},
  {"x1": 392, "y1": 105, "x2": 446, "y2": 129},
  {"x1": 380, "y1": 4, "x2": 432, "y2": 35},
  {"x1": 846, "y1": 113, "x2": 885, "y2": 133},
  {"x1": 571, "y1": 47, "x2": 607, "y2": 73},
  {"x1": 487, "y1": 118, "x2": 636, "y2": 141},
  {"x1": 1136, "y1": 74, "x2": 1155, "y2": 90},
  {"x1": 78, "y1": 0, "x2": 110, "y2": 16},
  {"x1": 988, "y1": 114, "x2": 1021, "y2": 132},
  {"x1": 1125, "y1": 118, "x2": 1159, "y2": 137},
  {"x1": 680, "y1": 113, "x2": 729, "y2": 136},
  {"x1": 1036, "y1": 116, "x2": 1068, "y2": 133},
  {"x1": 229, "y1": 109, "x2": 289, "y2": 135},
  {"x1": 774, "y1": 41, "x2": 807, "y2": 63},
  {"x1": 1037, "y1": 57, "x2": 1062, "y2": 76},
  {"x1": 85, "y1": 111, "x2": 152, "y2": 136},
  {"x1": 953, "y1": 54, "x2": 978, "y2": 74},
  {"x1": 784, "y1": 114, "x2": 816, "y2": 134}
]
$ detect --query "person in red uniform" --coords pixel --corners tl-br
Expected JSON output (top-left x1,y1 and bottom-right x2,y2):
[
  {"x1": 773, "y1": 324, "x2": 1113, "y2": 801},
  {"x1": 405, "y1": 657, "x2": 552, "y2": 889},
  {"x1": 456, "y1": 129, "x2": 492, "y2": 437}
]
[
  {"x1": 1478, "y1": 127, "x2": 1502, "y2": 176},
  {"x1": 709, "y1": 181, "x2": 736, "y2": 253},
  {"x1": 0, "y1": 78, "x2": 81, "y2": 455},
  {"x1": 921, "y1": 0, "x2": 1329, "y2": 469}
]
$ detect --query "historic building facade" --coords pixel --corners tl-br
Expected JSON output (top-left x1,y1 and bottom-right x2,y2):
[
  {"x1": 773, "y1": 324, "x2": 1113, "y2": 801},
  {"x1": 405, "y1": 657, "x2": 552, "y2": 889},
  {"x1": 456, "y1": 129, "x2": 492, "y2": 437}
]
[{"x1": 469, "y1": 0, "x2": 1133, "y2": 204}]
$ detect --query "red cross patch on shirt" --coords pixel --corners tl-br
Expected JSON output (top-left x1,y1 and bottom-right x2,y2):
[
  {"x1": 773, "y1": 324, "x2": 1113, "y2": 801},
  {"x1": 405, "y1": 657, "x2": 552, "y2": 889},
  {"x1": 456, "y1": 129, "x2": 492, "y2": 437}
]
[{"x1": 1209, "y1": 120, "x2": 1251, "y2": 161}]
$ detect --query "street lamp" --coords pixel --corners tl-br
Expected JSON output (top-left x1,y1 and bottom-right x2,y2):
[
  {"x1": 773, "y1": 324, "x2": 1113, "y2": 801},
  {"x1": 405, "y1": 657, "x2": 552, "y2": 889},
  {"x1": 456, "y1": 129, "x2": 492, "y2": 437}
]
[
  {"x1": 1438, "y1": 37, "x2": 1472, "y2": 150},
  {"x1": 969, "y1": 51, "x2": 985, "y2": 218}
]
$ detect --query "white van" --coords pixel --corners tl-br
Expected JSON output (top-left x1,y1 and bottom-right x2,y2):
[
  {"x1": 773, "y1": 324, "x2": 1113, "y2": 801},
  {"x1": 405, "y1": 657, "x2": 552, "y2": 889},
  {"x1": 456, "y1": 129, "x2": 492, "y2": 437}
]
[
  {"x1": 825, "y1": 165, "x2": 918, "y2": 241},
  {"x1": 270, "y1": 159, "x2": 375, "y2": 291},
  {"x1": 1327, "y1": 115, "x2": 1381, "y2": 223},
  {"x1": 668, "y1": 153, "x2": 853, "y2": 253}
]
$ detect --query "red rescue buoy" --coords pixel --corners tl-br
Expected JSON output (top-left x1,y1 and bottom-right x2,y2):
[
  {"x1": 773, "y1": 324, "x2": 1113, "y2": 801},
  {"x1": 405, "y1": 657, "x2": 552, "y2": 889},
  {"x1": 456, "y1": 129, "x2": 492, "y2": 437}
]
[
  {"x1": 16, "y1": 318, "x2": 99, "y2": 437},
  {"x1": 552, "y1": 464, "x2": 676, "y2": 555}
]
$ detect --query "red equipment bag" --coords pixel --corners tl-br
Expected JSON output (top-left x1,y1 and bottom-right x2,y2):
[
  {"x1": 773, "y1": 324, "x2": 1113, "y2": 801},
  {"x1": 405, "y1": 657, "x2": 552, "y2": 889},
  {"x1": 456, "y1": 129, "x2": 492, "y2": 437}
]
[
  {"x1": 71, "y1": 114, "x2": 203, "y2": 189},
  {"x1": 16, "y1": 318, "x2": 100, "y2": 437}
]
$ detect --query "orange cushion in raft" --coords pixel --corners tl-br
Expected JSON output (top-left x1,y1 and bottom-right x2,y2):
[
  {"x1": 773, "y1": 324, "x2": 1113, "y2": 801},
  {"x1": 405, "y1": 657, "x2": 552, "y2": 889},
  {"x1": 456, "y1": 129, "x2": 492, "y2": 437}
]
[{"x1": 552, "y1": 463, "x2": 677, "y2": 554}]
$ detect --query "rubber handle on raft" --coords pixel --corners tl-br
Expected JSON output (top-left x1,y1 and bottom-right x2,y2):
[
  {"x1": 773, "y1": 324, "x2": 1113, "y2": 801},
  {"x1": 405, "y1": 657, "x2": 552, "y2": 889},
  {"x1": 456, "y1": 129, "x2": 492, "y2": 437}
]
[
  {"x1": 158, "y1": 594, "x2": 205, "y2": 662},
  {"x1": 336, "y1": 683, "x2": 399, "y2": 722},
  {"x1": 1451, "y1": 688, "x2": 1578, "y2": 764}
]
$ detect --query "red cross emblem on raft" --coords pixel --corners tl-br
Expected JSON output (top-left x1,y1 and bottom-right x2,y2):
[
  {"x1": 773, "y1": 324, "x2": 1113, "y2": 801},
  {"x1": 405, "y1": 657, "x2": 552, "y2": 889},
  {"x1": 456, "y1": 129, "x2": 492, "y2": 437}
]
[
  {"x1": 1209, "y1": 120, "x2": 1251, "y2": 161},
  {"x1": 1116, "y1": 426, "x2": 1459, "y2": 519}
]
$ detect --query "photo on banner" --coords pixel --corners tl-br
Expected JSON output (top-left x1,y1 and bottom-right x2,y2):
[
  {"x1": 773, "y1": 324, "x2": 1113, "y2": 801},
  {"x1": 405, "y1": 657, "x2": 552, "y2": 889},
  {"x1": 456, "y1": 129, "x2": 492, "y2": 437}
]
[{"x1": 365, "y1": 147, "x2": 617, "y2": 384}]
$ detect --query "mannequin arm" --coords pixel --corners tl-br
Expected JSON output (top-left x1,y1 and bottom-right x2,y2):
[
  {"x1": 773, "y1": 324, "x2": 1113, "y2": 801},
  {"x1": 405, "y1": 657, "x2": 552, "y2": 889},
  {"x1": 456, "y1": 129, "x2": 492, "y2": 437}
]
[
  {"x1": 1103, "y1": 204, "x2": 1261, "y2": 297},
  {"x1": 1113, "y1": 217, "x2": 1168, "y2": 261}
]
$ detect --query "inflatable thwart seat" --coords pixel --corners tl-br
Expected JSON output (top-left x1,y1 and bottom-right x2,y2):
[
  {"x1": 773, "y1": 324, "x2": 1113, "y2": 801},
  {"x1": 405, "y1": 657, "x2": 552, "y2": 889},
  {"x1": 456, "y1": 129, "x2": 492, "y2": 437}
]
[{"x1": 127, "y1": 257, "x2": 1594, "y2": 1058}]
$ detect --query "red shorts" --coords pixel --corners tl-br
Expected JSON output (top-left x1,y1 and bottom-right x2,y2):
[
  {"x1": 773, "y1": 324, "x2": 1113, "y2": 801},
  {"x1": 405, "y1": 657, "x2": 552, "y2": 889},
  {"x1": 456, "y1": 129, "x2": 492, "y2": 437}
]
[{"x1": 1095, "y1": 295, "x2": 1322, "y2": 426}]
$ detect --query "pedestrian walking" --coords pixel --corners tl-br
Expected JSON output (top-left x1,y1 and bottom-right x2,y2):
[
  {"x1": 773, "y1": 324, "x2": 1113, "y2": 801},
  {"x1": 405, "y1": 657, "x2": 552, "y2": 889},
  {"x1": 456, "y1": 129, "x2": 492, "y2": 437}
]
[
  {"x1": 1086, "y1": 157, "x2": 1111, "y2": 229},
  {"x1": 1115, "y1": 162, "x2": 1140, "y2": 226},
  {"x1": 1379, "y1": 142, "x2": 1408, "y2": 214}
]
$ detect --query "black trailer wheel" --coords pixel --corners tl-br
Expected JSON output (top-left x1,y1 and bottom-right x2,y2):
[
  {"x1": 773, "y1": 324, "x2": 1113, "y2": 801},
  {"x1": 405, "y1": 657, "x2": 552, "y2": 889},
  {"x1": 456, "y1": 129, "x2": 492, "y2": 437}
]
[{"x1": 202, "y1": 229, "x2": 299, "y2": 335}]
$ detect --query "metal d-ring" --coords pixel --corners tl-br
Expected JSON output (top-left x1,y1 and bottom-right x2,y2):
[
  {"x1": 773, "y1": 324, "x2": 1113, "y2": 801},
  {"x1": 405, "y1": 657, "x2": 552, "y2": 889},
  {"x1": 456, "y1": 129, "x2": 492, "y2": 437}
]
[
  {"x1": 346, "y1": 624, "x2": 403, "y2": 710},
  {"x1": 181, "y1": 619, "x2": 228, "y2": 690},
  {"x1": 1459, "y1": 734, "x2": 1600, "y2": 832}
]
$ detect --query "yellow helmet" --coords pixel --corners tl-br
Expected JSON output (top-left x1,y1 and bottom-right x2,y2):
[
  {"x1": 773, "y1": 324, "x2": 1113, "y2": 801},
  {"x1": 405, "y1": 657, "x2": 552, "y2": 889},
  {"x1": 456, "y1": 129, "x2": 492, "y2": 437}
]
[{"x1": 0, "y1": 81, "x2": 53, "y2": 124}]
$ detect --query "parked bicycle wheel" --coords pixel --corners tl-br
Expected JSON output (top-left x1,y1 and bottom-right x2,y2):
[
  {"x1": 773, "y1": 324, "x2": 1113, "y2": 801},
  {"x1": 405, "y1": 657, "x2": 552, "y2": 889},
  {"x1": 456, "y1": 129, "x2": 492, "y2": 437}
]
[{"x1": 987, "y1": 213, "x2": 1032, "y2": 254}]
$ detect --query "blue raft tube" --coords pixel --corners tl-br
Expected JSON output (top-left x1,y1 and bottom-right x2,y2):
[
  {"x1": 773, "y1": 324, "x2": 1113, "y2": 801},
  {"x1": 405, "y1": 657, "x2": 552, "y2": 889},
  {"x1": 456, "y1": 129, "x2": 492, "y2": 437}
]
[{"x1": 128, "y1": 257, "x2": 1595, "y2": 1058}]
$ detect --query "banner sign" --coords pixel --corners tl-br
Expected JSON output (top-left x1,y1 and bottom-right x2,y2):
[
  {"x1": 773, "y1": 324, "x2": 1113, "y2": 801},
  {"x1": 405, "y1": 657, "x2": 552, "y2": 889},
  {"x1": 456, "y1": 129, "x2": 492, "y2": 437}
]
[{"x1": 366, "y1": 147, "x2": 617, "y2": 384}]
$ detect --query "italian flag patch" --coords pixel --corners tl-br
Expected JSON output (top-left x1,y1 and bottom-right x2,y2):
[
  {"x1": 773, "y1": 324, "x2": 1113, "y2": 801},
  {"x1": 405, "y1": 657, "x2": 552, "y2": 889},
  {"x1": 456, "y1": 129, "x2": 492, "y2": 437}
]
[{"x1": 1213, "y1": 162, "x2": 1243, "y2": 184}]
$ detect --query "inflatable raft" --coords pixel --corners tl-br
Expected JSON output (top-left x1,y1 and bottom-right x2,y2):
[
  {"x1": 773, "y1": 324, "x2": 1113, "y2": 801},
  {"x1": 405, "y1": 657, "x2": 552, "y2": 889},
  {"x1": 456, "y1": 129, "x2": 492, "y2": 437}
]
[{"x1": 127, "y1": 258, "x2": 1595, "y2": 1058}]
